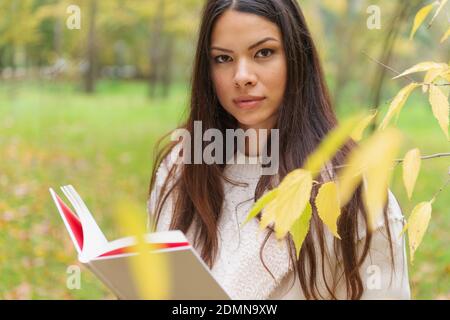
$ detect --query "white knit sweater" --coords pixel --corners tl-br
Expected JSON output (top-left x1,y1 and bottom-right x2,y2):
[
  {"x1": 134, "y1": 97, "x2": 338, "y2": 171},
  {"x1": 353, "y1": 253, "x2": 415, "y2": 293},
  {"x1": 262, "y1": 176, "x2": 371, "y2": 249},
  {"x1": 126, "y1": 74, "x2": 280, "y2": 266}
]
[{"x1": 147, "y1": 143, "x2": 411, "y2": 300}]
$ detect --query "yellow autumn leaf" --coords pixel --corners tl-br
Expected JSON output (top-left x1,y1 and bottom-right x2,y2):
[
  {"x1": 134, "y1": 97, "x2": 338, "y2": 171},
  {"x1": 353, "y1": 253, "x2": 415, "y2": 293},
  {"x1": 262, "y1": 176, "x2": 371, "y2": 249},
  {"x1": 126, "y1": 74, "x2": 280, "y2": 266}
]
[
  {"x1": 304, "y1": 114, "x2": 364, "y2": 177},
  {"x1": 259, "y1": 169, "x2": 308, "y2": 230},
  {"x1": 290, "y1": 202, "x2": 312, "y2": 259},
  {"x1": 362, "y1": 131, "x2": 402, "y2": 231},
  {"x1": 260, "y1": 169, "x2": 313, "y2": 239},
  {"x1": 242, "y1": 188, "x2": 278, "y2": 226},
  {"x1": 410, "y1": 3, "x2": 435, "y2": 39},
  {"x1": 443, "y1": 70, "x2": 450, "y2": 83},
  {"x1": 350, "y1": 111, "x2": 377, "y2": 141},
  {"x1": 115, "y1": 200, "x2": 170, "y2": 299},
  {"x1": 402, "y1": 200, "x2": 434, "y2": 264},
  {"x1": 393, "y1": 61, "x2": 448, "y2": 80},
  {"x1": 402, "y1": 148, "x2": 422, "y2": 199},
  {"x1": 337, "y1": 129, "x2": 402, "y2": 216},
  {"x1": 379, "y1": 83, "x2": 420, "y2": 130},
  {"x1": 429, "y1": 85, "x2": 449, "y2": 140},
  {"x1": 422, "y1": 67, "x2": 449, "y2": 93},
  {"x1": 315, "y1": 181, "x2": 342, "y2": 239},
  {"x1": 259, "y1": 171, "x2": 305, "y2": 230},
  {"x1": 441, "y1": 27, "x2": 450, "y2": 43},
  {"x1": 259, "y1": 195, "x2": 277, "y2": 231}
]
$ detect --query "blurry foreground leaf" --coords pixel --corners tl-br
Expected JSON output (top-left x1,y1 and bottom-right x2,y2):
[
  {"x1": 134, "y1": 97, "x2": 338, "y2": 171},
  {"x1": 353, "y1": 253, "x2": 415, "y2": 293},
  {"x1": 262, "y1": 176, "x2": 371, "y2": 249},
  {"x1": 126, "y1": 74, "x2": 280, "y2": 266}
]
[
  {"x1": 115, "y1": 200, "x2": 170, "y2": 299},
  {"x1": 441, "y1": 27, "x2": 450, "y2": 42},
  {"x1": 337, "y1": 129, "x2": 402, "y2": 230},
  {"x1": 304, "y1": 115, "x2": 363, "y2": 176}
]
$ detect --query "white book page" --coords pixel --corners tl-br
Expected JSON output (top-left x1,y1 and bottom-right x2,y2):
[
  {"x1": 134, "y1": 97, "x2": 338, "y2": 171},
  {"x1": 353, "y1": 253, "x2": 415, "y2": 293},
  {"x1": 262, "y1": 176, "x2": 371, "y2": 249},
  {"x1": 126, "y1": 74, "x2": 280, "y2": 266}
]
[
  {"x1": 144, "y1": 230, "x2": 188, "y2": 243},
  {"x1": 61, "y1": 185, "x2": 109, "y2": 262}
]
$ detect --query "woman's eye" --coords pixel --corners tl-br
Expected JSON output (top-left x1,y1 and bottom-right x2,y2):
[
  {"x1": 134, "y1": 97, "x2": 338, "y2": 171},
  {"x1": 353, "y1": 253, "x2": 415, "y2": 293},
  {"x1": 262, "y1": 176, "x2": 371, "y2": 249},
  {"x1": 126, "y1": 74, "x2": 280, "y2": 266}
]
[
  {"x1": 214, "y1": 55, "x2": 231, "y2": 64},
  {"x1": 213, "y1": 49, "x2": 274, "y2": 64},
  {"x1": 256, "y1": 48, "x2": 274, "y2": 58}
]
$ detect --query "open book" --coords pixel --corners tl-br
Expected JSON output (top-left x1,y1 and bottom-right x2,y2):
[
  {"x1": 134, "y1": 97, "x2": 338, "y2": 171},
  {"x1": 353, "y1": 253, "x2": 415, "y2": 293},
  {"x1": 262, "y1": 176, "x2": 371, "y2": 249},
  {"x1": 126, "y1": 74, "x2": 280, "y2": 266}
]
[{"x1": 49, "y1": 185, "x2": 231, "y2": 300}]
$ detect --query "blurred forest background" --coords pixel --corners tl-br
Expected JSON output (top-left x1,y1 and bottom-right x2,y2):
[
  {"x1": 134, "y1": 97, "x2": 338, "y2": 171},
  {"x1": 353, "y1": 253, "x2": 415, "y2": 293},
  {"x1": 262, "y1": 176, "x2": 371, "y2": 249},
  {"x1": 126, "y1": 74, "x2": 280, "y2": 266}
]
[{"x1": 0, "y1": 0, "x2": 449, "y2": 299}]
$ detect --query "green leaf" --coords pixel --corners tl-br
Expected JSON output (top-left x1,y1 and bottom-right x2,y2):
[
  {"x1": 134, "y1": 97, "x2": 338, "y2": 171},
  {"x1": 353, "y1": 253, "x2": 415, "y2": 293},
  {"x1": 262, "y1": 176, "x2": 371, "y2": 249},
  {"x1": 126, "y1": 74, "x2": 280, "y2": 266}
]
[
  {"x1": 290, "y1": 202, "x2": 312, "y2": 259},
  {"x1": 410, "y1": 3, "x2": 435, "y2": 39},
  {"x1": 242, "y1": 188, "x2": 278, "y2": 227}
]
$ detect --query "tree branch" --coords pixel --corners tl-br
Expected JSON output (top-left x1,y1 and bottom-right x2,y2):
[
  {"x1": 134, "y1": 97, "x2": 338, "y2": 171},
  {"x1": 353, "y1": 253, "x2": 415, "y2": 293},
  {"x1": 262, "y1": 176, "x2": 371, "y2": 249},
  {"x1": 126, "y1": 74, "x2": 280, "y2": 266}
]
[
  {"x1": 394, "y1": 152, "x2": 450, "y2": 163},
  {"x1": 362, "y1": 51, "x2": 450, "y2": 87},
  {"x1": 331, "y1": 152, "x2": 450, "y2": 171},
  {"x1": 362, "y1": 50, "x2": 415, "y2": 83},
  {"x1": 432, "y1": 176, "x2": 450, "y2": 200}
]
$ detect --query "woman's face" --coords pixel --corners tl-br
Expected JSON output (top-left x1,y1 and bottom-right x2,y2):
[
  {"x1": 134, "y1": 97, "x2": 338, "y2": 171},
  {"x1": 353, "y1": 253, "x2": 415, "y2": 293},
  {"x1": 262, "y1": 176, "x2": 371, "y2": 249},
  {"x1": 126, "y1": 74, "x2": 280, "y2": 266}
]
[{"x1": 210, "y1": 10, "x2": 287, "y2": 131}]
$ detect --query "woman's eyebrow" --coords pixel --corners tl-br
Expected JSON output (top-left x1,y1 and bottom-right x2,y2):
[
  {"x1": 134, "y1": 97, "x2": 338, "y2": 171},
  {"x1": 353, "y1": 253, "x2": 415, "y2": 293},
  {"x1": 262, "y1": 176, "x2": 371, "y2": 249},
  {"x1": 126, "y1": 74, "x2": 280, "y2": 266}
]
[{"x1": 210, "y1": 37, "x2": 279, "y2": 53}]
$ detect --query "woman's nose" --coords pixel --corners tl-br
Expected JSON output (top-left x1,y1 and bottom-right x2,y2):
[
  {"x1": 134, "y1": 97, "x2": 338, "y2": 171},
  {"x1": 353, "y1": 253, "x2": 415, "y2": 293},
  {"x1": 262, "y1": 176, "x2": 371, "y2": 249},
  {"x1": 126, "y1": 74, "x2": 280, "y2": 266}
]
[{"x1": 233, "y1": 60, "x2": 257, "y2": 88}]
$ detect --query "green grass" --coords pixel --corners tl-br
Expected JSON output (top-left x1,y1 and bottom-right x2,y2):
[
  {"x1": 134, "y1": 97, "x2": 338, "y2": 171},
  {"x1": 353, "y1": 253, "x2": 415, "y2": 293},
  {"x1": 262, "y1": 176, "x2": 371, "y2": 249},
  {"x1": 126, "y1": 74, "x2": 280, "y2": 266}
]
[
  {"x1": 0, "y1": 80, "x2": 189, "y2": 299},
  {"x1": 0, "y1": 80, "x2": 448, "y2": 299}
]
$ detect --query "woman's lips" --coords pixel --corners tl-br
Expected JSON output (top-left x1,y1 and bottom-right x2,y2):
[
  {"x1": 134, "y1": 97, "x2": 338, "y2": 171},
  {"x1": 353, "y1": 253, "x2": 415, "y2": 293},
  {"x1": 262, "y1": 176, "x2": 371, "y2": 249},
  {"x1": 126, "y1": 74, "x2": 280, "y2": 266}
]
[{"x1": 234, "y1": 97, "x2": 266, "y2": 110}]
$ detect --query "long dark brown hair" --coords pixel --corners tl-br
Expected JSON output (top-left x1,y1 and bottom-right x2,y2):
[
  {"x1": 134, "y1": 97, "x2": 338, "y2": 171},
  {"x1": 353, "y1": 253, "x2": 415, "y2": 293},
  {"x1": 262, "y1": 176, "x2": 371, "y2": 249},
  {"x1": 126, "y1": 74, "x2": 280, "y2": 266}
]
[{"x1": 148, "y1": 0, "x2": 395, "y2": 299}]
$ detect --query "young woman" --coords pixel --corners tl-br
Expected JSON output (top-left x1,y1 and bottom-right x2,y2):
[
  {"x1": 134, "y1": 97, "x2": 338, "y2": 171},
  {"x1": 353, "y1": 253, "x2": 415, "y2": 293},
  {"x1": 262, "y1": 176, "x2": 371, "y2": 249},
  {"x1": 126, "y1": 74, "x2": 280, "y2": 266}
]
[{"x1": 147, "y1": 0, "x2": 410, "y2": 300}]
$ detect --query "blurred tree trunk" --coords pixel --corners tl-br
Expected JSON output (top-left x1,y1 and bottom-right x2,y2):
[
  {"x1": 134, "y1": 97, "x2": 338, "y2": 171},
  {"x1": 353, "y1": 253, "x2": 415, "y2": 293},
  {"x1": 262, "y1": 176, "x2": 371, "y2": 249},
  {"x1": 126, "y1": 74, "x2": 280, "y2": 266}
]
[
  {"x1": 148, "y1": 0, "x2": 165, "y2": 98},
  {"x1": 161, "y1": 35, "x2": 174, "y2": 98},
  {"x1": 332, "y1": 0, "x2": 365, "y2": 107},
  {"x1": 369, "y1": 0, "x2": 423, "y2": 130},
  {"x1": 0, "y1": 47, "x2": 4, "y2": 71},
  {"x1": 53, "y1": 18, "x2": 63, "y2": 56},
  {"x1": 85, "y1": 0, "x2": 97, "y2": 94}
]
